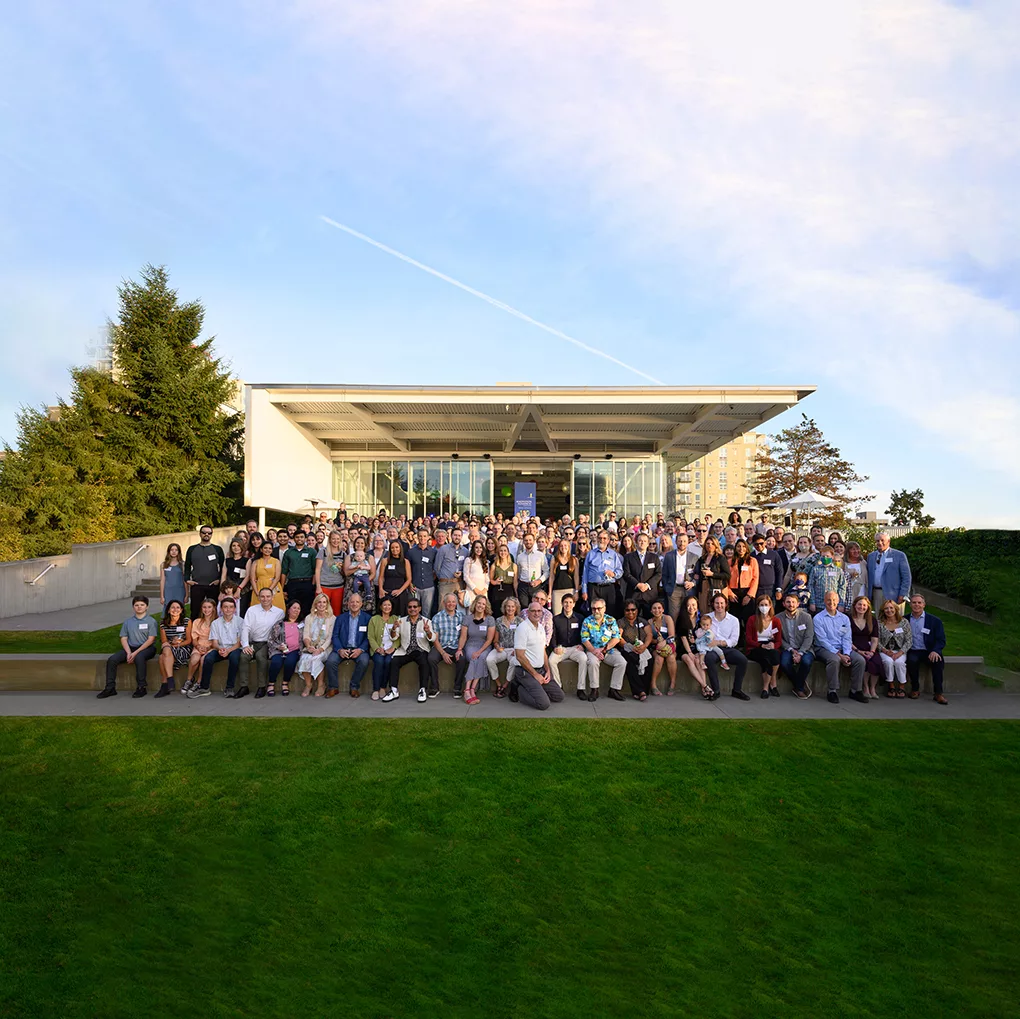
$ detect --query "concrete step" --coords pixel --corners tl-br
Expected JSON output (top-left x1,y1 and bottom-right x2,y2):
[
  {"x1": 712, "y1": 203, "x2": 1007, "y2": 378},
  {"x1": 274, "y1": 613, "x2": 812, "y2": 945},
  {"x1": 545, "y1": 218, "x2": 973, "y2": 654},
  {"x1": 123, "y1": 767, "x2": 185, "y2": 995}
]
[{"x1": 976, "y1": 665, "x2": 1020, "y2": 692}]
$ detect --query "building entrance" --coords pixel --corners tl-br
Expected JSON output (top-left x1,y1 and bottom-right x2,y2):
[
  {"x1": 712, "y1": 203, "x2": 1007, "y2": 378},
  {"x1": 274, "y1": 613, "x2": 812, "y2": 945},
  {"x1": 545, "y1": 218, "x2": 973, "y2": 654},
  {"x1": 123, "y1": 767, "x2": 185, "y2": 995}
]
[{"x1": 493, "y1": 463, "x2": 571, "y2": 520}]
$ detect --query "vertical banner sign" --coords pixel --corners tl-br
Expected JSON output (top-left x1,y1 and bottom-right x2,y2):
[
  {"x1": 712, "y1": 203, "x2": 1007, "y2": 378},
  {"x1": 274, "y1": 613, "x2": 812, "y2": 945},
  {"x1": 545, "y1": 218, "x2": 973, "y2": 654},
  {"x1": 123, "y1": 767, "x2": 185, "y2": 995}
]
[{"x1": 514, "y1": 482, "x2": 537, "y2": 517}]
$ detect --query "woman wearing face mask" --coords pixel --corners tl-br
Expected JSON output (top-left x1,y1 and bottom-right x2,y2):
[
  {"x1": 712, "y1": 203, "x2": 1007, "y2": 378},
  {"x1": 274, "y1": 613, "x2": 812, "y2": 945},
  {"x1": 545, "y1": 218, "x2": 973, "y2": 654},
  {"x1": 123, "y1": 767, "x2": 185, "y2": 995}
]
[{"x1": 745, "y1": 594, "x2": 782, "y2": 698}]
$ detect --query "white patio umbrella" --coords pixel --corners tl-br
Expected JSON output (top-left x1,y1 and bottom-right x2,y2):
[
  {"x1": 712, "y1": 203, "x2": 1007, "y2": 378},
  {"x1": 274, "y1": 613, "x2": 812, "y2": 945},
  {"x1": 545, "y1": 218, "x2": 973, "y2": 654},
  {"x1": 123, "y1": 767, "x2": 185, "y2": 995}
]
[
  {"x1": 295, "y1": 498, "x2": 343, "y2": 514},
  {"x1": 774, "y1": 490, "x2": 840, "y2": 513}
]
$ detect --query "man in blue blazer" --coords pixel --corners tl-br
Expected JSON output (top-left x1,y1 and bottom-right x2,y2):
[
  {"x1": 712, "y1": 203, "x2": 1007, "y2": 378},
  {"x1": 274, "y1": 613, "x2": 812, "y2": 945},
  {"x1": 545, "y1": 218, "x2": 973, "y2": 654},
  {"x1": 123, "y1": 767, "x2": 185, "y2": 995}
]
[
  {"x1": 661, "y1": 533, "x2": 700, "y2": 621},
  {"x1": 866, "y1": 532, "x2": 912, "y2": 609},
  {"x1": 323, "y1": 591, "x2": 372, "y2": 698},
  {"x1": 905, "y1": 593, "x2": 949, "y2": 704}
]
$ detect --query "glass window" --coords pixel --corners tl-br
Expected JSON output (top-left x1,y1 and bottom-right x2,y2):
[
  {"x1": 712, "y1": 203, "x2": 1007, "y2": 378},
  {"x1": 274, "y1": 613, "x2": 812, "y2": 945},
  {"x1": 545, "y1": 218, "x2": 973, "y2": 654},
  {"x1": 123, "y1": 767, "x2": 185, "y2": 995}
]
[
  {"x1": 393, "y1": 461, "x2": 408, "y2": 519},
  {"x1": 375, "y1": 462, "x2": 392, "y2": 514},
  {"x1": 426, "y1": 461, "x2": 442, "y2": 517},
  {"x1": 573, "y1": 461, "x2": 592, "y2": 520},
  {"x1": 409, "y1": 461, "x2": 425, "y2": 520}
]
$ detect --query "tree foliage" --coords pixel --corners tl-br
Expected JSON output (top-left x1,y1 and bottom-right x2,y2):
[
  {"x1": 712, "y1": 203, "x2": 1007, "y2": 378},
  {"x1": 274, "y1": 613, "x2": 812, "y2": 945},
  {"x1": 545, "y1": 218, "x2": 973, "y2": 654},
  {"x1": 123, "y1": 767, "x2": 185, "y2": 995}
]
[
  {"x1": 0, "y1": 265, "x2": 242, "y2": 559},
  {"x1": 888, "y1": 488, "x2": 935, "y2": 528},
  {"x1": 751, "y1": 413, "x2": 868, "y2": 526}
]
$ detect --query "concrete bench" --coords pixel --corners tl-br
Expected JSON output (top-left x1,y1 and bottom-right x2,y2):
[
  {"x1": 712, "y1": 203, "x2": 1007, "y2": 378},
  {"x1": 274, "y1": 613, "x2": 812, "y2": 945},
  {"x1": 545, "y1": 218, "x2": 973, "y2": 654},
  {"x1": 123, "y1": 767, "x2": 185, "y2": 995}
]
[{"x1": 0, "y1": 652, "x2": 988, "y2": 697}]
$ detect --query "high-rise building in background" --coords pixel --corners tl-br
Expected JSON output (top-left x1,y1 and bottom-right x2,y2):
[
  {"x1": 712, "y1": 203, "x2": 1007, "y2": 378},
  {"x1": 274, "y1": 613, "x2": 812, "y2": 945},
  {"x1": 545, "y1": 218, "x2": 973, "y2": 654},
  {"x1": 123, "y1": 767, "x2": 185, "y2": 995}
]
[{"x1": 667, "y1": 430, "x2": 768, "y2": 520}]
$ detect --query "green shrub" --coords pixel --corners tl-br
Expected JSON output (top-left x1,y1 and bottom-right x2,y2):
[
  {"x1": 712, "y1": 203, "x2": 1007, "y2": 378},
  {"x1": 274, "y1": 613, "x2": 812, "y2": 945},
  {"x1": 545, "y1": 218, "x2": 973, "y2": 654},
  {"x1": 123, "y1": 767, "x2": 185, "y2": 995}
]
[{"x1": 892, "y1": 530, "x2": 1020, "y2": 614}]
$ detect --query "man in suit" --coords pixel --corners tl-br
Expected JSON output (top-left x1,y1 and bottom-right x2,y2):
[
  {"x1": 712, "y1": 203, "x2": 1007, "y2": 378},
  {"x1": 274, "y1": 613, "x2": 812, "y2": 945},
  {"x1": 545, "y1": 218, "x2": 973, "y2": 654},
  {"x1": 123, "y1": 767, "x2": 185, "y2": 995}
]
[
  {"x1": 623, "y1": 532, "x2": 661, "y2": 618},
  {"x1": 661, "y1": 532, "x2": 700, "y2": 622},
  {"x1": 866, "y1": 532, "x2": 911, "y2": 612},
  {"x1": 905, "y1": 594, "x2": 949, "y2": 704},
  {"x1": 323, "y1": 591, "x2": 372, "y2": 698}
]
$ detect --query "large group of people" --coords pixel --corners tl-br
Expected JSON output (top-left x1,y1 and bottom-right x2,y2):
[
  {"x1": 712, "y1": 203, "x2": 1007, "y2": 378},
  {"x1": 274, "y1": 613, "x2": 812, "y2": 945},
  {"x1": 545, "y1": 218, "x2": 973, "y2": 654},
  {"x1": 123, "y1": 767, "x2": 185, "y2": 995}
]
[{"x1": 98, "y1": 506, "x2": 949, "y2": 707}]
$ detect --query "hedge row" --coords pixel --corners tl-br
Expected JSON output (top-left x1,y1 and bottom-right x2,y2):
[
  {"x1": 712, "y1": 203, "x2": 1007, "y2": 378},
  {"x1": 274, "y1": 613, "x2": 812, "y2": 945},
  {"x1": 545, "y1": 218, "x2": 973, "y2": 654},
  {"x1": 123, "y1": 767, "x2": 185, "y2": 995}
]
[{"x1": 892, "y1": 530, "x2": 1020, "y2": 614}]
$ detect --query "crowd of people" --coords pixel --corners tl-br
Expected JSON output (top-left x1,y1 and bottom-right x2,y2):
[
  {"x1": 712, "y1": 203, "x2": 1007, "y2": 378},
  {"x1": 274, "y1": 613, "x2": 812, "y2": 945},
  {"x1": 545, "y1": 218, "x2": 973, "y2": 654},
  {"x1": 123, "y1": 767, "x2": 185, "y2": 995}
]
[{"x1": 97, "y1": 506, "x2": 950, "y2": 707}]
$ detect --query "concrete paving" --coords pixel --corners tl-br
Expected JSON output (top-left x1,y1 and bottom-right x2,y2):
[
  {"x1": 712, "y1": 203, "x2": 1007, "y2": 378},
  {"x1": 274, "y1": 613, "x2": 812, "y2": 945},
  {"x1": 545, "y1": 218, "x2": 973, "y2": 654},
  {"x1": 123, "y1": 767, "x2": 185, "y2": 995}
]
[
  {"x1": 0, "y1": 599, "x2": 142, "y2": 632},
  {"x1": 1, "y1": 689, "x2": 1018, "y2": 720}
]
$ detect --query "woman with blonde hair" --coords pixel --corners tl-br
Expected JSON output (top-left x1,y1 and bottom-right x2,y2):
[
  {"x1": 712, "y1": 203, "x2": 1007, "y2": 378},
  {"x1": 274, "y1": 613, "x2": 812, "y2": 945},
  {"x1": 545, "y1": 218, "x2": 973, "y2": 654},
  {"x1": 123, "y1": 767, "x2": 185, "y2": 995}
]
[
  {"x1": 695, "y1": 536, "x2": 731, "y2": 615},
  {"x1": 184, "y1": 598, "x2": 217, "y2": 694},
  {"x1": 456, "y1": 594, "x2": 495, "y2": 704},
  {"x1": 298, "y1": 592, "x2": 334, "y2": 697},
  {"x1": 487, "y1": 595, "x2": 521, "y2": 698},
  {"x1": 877, "y1": 599, "x2": 912, "y2": 698},
  {"x1": 488, "y1": 541, "x2": 517, "y2": 617},
  {"x1": 848, "y1": 595, "x2": 882, "y2": 699}
]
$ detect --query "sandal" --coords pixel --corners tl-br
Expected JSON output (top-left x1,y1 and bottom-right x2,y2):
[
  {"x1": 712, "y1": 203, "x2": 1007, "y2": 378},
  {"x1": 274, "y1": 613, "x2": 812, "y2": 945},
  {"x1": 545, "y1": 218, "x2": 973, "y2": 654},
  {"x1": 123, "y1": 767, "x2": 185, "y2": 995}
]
[
  {"x1": 302, "y1": 681, "x2": 312, "y2": 698},
  {"x1": 667, "y1": 682, "x2": 675, "y2": 696},
  {"x1": 651, "y1": 685, "x2": 663, "y2": 696},
  {"x1": 267, "y1": 683, "x2": 275, "y2": 697},
  {"x1": 281, "y1": 681, "x2": 290, "y2": 696},
  {"x1": 639, "y1": 692, "x2": 647, "y2": 701},
  {"x1": 896, "y1": 687, "x2": 906, "y2": 698},
  {"x1": 886, "y1": 686, "x2": 897, "y2": 698},
  {"x1": 315, "y1": 681, "x2": 324, "y2": 697}
]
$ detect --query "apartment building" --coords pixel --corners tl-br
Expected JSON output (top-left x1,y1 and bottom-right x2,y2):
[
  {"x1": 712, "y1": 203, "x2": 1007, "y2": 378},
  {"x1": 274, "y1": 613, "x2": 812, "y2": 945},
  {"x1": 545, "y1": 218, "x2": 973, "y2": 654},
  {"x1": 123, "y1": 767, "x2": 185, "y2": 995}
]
[{"x1": 668, "y1": 430, "x2": 768, "y2": 521}]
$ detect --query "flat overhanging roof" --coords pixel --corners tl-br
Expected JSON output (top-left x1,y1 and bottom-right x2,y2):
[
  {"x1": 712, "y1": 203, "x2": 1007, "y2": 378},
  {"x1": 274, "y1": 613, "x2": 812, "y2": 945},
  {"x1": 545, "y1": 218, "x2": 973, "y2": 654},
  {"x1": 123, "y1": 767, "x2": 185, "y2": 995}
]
[{"x1": 245, "y1": 383, "x2": 815, "y2": 458}]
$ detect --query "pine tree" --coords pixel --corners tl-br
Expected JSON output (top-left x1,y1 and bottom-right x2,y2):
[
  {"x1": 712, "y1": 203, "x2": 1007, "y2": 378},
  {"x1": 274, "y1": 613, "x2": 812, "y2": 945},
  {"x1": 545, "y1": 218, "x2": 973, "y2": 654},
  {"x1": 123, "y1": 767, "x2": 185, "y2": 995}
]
[
  {"x1": 0, "y1": 265, "x2": 242, "y2": 559},
  {"x1": 750, "y1": 414, "x2": 868, "y2": 526}
]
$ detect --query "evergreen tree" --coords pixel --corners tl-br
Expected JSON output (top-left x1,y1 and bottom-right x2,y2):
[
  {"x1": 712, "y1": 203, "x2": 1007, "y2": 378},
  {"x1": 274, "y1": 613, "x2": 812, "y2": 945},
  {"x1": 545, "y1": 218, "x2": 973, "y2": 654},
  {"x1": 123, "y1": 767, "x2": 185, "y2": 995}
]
[
  {"x1": 0, "y1": 265, "x2": 242, "y2": 559},
  {"x1": 750, "y1": 413, "x2": 868, "y2": 526}
]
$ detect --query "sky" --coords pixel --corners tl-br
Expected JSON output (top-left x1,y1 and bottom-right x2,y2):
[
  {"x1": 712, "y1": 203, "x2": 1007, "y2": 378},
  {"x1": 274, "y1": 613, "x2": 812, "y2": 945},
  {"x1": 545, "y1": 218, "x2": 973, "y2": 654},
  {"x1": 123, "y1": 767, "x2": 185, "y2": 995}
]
[{"x1": 1, "y1": 0, "x2": 1018, "y2": 527}]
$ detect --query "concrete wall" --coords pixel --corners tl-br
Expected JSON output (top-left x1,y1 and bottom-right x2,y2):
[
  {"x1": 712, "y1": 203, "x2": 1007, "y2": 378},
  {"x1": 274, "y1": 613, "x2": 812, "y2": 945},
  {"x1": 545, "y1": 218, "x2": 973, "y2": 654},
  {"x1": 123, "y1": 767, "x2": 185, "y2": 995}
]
[
  {"x1": 0, "y1": 526, "x2": 236, "y2": 619},
  {"x1": 244, "y1": 386, "x2": 333, "y2": 513}
]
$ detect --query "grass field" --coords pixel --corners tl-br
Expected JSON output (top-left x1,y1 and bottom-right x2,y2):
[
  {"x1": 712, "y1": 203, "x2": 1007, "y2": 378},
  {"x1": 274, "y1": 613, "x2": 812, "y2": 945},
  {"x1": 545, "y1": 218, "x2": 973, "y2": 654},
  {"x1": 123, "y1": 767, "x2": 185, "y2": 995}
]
[{"x1": 2, "y1": 718, "x2": 1018, "y2": 1018}]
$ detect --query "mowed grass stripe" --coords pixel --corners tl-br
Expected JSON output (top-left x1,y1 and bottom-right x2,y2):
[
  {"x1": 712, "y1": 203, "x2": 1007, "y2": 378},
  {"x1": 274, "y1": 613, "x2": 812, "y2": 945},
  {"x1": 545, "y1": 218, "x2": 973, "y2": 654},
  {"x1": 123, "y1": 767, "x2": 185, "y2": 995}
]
[{"x1": 1, "y1": 719, "x2": 1017, "y2": 1019}]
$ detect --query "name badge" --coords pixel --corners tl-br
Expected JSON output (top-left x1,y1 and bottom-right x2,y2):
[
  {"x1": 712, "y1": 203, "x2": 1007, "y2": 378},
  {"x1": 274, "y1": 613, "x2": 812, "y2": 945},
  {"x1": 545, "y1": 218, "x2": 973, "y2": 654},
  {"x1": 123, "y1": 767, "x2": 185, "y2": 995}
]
[
  {"x1": 478, "y1": 623, "x2": 487, "y2": 631},
  {"x1": 660, "y1": 625, "x2": 668, "y2": 633},
  {"x1": 895, "y1": 627, "x2": 903, "y2": 634},
  {"x1": 560, "y1": 565, "x2": 568, "y2": 571},
  {"x1": 763, "y1": 559, "x2": 771, "y2": 565},
  {"x1": 138, "y1": 623, "x2": 148, "y2": 629},
  {"x1": 207, "y1": 554, "x2": 217, "y2": 561},
  {"x1": 387, "y1": 564, "x2": 396, "y2": 571},
  {"x1": 301, "y1": 552, "x2": 309, "y2": 558},
  {"x1": 923, "y1": 627, "x2": 930, "y2": 634},
  {"x1": 570, "y1": 622, "x2": 579, "y2": 629},
  {"x1": 797, "y1": 624, "x2": 806, "y2": 631},
  {"x1": 234, "y1": 567, "x2": 244, "y2": 575},
  {"x1": 421, "y1": 557, "x2": 429, "y2": 563},
  {"x1": 358, "y1": 626, "x2": 368, "y2": 632},
  {"x1": 509, "y1": 623, "x2": 518, "y2": 630},
  {"x1": 646, "y1": 563, "x2": 654, "y2": 571},
  {"x1": 883, "y1": 556, "x2": 892, "y2": 563},
  {"x1": 165, "y1": 567, "x2": 173, "y2": 572}
]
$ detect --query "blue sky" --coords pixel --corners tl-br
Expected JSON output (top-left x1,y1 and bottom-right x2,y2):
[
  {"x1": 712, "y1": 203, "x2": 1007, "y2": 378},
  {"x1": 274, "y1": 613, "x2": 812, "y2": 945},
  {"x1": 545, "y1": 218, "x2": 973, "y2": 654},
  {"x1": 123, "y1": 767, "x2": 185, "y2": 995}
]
[{"x1": 1, "y1": 1, "x2": 1018, "y2": 526}]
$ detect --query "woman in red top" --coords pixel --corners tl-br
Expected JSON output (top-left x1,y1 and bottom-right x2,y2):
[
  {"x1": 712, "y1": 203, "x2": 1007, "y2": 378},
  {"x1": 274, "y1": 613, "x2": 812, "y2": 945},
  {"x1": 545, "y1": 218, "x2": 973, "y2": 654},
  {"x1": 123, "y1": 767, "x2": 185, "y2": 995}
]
[{"x1": 745, "y1": 593, "x2": 782, "y2": 698}]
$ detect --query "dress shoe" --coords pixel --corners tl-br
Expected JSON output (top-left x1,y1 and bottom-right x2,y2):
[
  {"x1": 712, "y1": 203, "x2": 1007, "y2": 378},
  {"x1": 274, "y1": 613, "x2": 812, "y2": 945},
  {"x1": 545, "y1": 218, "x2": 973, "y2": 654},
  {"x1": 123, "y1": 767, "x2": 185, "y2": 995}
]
[
  {"x1": 849, "y1": 690, "x2": 869, "y2": 704},
  {"x1": 131, "y1": 687, "x2": 147, "y2": 698},
  {"x1": 254, "y1": 687, "x2": 267, "y2": 699},
  {"x1": 235, "y1": 686, "x2": 250, "y2": 699},
  {"x1": 769, "y1": 688, "x2": 780, "y2": 698},
  {"x1": 730, "y1": 690, "x2": 750, "y2": 701},
  {"x1": 908, "y1": 690, "x2": 920, "y2": 699},
  {"x1": 934, "y1": 693, "x2": 949, "y2": 705},
  {"x1": 349, "y1": 688, "x2": 361, "y2": 698},
  {"x1": 587, "y1": 688, "x2": 598, "y2": 702},
  {"x1": 96, "y1": 686, "x2": 117, "y2": 699},
  {"x1": 608, "y1": 688, "x2": 624, "y2": 701},
  {"x1": 577, "y1": 689, "x2": 588, "y2": 700},
  {"x1": 827, "y1": 691, "x2": 840, "y2": 704},
  {"x1": 154, "y1": 684, "x2": 170, "y2": 699},
  {"x1": 324, "y1": 688, "x2": 338, "y2": 699}
]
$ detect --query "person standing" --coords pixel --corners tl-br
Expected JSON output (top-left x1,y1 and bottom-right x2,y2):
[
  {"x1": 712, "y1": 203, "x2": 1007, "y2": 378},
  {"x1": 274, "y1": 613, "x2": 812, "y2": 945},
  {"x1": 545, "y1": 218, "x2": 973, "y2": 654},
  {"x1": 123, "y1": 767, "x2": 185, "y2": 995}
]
[
  {"x1": 661, "y1": 532, "x2": 699, "y2": 623},
  {"x1": 751, "y1": 533, "x2": 782, "y2": 607},
  {"x1": 462, "y1": 540, "x2": 490, "y2": 612},
  {"x1": 435, "y1": 526, "x2": 468, "y2": 606},
  {"x1": 582, "y1": 530, "x2": 624, "y2": 619},
  {"x1": 323, "y1": 592, "x2": 372, "y2": 698},
  {"x1": 547, "y1": 539, "x2": 579, "y2": 615},
  {"x1": 221, "y1": 539, "x2": 252, "y2": 616},
  {"x1": 377, "y1": 539, "x2": 413, "y2": 616},
  {"x1": 237, "y1": 588, "x2": 285, "y2": 699},
  {"x1": 515, "y1": 532, "x2": 549, "y2": 610},
  {"x1": 866, "y1": 532, "x2": 912, "y2": 612},
  {"x1": 694, "y1": 537, "x2": 731, "y2": 615},
  {"x1": 252, "y1": 538, "x2": 286, "y2": 611},
  {"x1": 97, "y1": 597, "x2": 158, "y2": 699},
  {"x1": 623, "y1": 532, "x2": 661, "y2": 619},
  {"x1": 281, "y1": 530, "x2": 316, "y2": 619},
  {"x1": 843, "y1": 541, "x2": 869, "y2": 606},
  {"x1": 488, "y1": 541, "x2": 518, "y2": 617},
  {"x1": 185, "y1": 526, "x2": 224, "y2": 620},
  {"x1": 808, "y1": 545, "x2": 848, "y2": 614},
  {"x1": 549, "y1": 592, "x2": 588, "y2": 698},
  {"x1": 315, "y1": 530, "x2": 347, "y2": 617},
  {"x1": 159, "y1": 543, "x2": 186, "y2": 612},
  {"x1": 813, "y1": 590, "x2": 867, "y2": 704},
  {"x1": 905, "y1": 594, "x2": 949, "y2": 704},
  {"x1": 703, "y1": 593, "x2": 749, "y2": 701},
  {"x1": 407, "y1": 528, "x2": 438, "y2": 619},
  {"x1": 512, "y1": 600, "x2": 566, "y2": 711}
]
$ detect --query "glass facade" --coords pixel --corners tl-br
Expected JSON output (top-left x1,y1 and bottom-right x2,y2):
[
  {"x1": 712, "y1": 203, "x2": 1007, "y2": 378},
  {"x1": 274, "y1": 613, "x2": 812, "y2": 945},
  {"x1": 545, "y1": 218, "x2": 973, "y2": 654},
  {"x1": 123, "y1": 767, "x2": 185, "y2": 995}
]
[
  {"x1": 572, "y1": 459, "x2": 662, "y2": 521},
  {"x1": 333, "y1": 460, "x2": 492, "y2": 518}
]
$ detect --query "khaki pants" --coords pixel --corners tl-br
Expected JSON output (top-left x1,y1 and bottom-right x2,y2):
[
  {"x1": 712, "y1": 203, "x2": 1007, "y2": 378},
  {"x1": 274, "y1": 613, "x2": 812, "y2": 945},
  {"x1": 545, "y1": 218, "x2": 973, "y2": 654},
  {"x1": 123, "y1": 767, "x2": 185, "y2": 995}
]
[
  {"x1": 549, "y1": 645, "x2": 587, "y2": 689},
  {"x1": 586, "y1": 648, "x2": 626, "y2": 691}
]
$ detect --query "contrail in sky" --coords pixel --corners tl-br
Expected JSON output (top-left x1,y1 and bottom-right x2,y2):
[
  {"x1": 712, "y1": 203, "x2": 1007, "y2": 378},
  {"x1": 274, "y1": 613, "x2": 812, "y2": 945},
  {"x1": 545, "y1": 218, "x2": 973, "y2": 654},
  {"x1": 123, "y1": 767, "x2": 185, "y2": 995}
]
[{"x1": 319, "y1": 215, "x2": 664, "y2": 385}]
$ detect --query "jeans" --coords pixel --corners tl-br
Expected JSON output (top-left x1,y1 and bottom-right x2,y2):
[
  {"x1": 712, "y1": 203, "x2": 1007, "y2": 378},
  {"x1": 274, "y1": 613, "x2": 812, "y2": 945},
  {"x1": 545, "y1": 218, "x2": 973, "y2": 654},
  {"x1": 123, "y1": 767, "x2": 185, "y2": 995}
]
[
  {"x1": 324, "y1": 649, "x2": 370, "y2": 691},
  {"x1": 104, "y1": 645, "x2": 156, "y2": 689},
  {"x1": 780, "y1": 648, "x2": 814, "y2": 692},
  {"x1": 705, "y1": 647, "x2": 748, "y2": 694},
  {"x1": 268, "y1": 649, "x2": 300, "y2": 684},
  {"x1": 372, "y1": 651, "x2": 394, "y2": 692},
  {"x1": 413, "y1": 587, "x2": 435, "y2": 620},
  {"x1": 906, "y1": 648, "x2": 944, "y2": 694},
  {"x1": 201, "y1": 647, "x2": 242, "y2": 689}
]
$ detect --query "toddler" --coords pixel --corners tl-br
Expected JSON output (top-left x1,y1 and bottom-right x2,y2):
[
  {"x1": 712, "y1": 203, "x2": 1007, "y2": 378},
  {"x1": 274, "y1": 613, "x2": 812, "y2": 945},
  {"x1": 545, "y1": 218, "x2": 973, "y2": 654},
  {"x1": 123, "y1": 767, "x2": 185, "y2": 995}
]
[{"x1": 695, "y1": 613, "x2": 729, "y2": 670}]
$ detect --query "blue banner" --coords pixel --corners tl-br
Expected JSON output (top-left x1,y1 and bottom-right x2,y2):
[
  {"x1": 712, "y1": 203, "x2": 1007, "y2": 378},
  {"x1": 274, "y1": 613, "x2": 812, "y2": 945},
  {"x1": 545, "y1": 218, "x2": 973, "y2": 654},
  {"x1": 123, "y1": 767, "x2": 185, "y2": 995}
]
[{"x1": 514, "y1": 482, "x2": 537, "y2": 518}]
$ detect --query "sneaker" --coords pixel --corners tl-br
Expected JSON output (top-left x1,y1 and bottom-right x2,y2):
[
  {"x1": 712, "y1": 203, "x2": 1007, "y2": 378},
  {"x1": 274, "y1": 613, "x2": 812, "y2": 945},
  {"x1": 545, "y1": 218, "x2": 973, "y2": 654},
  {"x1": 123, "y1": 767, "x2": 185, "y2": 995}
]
[
  {"x1": 188, "y1": 687, "x2": 211, "y2": 698},
  {"x1": 181, "y1": 679, "x2": 194, "y2": 696},
  {"x1": 417, "y1": 688, "x2": 427, "y2": 703},
  {"x1": 453, "y1": 691, "x2": 463, "y2": 700},
  {"x1": 382, "y1": 689, "x2": 400, "y2": 703},
  {"x1": 427, "y1": 687, "x2": 440, "y2": 699},
  {"x1": 223, "y1": 688, "x2": 236, "y2": 698}
]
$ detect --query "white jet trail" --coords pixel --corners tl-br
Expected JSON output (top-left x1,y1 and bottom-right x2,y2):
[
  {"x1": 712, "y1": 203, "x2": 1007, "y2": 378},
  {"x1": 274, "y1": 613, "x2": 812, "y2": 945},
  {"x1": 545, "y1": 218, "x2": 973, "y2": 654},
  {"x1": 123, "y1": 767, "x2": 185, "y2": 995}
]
[{"x1": 319, "y1": 215, "x2": 664, "y2": 385}]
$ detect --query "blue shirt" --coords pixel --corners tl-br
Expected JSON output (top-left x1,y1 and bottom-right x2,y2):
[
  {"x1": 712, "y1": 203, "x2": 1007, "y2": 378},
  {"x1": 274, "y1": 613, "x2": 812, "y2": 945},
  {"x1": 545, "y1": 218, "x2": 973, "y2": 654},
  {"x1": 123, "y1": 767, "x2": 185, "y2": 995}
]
[
  {"x1": 910, "y1": 612, "x2": 926, "y2": 650},
  {"x1": 582, "y1": 549, "x2": 624, "y2": 593},
  {"x1": 813, "y1": 609, "x2": 852, "y2": 655}
]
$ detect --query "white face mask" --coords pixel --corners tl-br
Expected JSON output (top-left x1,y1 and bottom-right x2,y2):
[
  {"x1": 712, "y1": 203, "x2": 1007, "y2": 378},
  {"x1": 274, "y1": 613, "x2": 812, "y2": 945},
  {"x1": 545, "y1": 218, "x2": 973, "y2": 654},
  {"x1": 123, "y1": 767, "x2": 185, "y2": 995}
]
[{"x1": 758, "y1": 604, "x2": 770, "y2": 614}]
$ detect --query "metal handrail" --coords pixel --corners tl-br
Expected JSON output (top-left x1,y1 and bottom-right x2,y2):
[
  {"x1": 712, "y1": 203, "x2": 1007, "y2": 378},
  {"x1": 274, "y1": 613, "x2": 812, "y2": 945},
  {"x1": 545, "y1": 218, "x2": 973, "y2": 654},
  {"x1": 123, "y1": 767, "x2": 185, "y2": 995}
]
[
  {"x1": 116, "y1": 544, "x2": 149, "y2": 566},
  {"x1": 25, "y1": 563, "x2": 57, "y2": 585}
]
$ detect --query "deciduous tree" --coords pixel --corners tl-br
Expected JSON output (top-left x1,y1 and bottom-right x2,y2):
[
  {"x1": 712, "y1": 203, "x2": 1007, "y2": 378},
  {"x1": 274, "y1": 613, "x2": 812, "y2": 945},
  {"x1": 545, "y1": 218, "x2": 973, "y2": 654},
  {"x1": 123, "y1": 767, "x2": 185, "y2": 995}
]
[{"x1": 888, "y1": 488, "x2": 935, "y2": 528}]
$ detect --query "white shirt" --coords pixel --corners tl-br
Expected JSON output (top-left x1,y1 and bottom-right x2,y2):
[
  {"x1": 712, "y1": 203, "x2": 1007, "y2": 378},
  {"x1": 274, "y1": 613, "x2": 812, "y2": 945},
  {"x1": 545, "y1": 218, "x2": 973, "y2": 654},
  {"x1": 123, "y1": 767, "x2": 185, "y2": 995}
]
[
  {"x1": 209, "y1": 614, "x2": 243, "y2": 648},
  {"x1": 241, "y1": 604, "x2": 284, "y2": 646},
  {"x1": 711, "y1": 612, "x2": 740, "y2": 648},
  {"x1": 513, "y1": 617, "x2": 548, "y2": 670}
]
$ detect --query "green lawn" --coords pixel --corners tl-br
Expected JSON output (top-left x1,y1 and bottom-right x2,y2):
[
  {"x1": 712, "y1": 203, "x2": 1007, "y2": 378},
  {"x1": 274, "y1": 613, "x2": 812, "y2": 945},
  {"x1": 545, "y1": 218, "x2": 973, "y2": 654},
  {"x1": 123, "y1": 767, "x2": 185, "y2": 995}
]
[{"x1": 2, "y1": 719, "x2": 1018, "y2": 1018}]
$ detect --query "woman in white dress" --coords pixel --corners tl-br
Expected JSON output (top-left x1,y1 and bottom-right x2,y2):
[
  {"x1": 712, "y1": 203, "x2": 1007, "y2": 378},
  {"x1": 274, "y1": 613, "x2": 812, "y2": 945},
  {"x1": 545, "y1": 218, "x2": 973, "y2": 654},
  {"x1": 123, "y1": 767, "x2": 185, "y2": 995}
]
[
  {"x1": 298, "y1": 593, "x2": 334, "y2": 697},
  {"x1": 462, "y1": 540, "x2": 490, "y2": 610}
]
